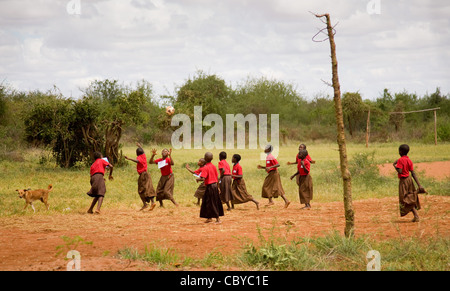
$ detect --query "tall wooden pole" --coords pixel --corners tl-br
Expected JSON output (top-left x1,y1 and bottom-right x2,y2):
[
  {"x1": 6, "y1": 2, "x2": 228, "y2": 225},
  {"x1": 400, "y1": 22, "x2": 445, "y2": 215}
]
[
  {"x1": 434, "y1": 110, "x2": 437, "y2": 145},
  {"x1": 314, "y1": 13, "x2": 355, "y2": 237},
  {"x1": 366, "y1": 108, "x2": 370, "y2": 148}
]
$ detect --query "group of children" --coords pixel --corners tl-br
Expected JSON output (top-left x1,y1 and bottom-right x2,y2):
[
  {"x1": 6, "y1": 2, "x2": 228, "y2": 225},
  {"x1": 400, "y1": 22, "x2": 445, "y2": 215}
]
[{"x1": 86, "y1": 143, "x2": 425, "y2": 223}]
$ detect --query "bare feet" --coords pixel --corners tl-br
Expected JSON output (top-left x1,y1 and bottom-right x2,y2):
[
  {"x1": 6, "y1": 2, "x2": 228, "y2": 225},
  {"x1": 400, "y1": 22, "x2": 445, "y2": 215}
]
[
  {"x1": 149, "y1": 203, "x2": 156, "y2": 211},
  {"x1": 284, "y1": 201, "x2": 291, "y2": 209}
]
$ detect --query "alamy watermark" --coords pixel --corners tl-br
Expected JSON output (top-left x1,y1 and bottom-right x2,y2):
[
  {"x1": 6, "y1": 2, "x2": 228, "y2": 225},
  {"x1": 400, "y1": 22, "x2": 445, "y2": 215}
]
[
  {"x1": 66, "y1": 250, "x2": 81, "y2": 271},
  {"x1": 66, "y1": 0, "x2": 81, "y2": 15},
  {"x1": 366, "y1": 250, "x2": 381, "y2": 271},
  {"x1": 170, "y1": 106, "x2": 279, "y2": 160},
  {"x1": 366, "y1": 0, "x2": 381, "y2": 15}
]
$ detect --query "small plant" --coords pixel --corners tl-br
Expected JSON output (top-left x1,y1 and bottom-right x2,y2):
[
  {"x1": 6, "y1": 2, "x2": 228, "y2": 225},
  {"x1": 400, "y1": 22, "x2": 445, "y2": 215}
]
[{"x1": 55, "y1": 235, "x2": 93, "y2": 257}]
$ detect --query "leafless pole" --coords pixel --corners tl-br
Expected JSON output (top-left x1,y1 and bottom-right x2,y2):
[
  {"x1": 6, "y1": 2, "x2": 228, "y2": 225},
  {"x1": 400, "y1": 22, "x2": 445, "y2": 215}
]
[{"x1": 313, "y1": 12, "x2": 355, "y2": 237}]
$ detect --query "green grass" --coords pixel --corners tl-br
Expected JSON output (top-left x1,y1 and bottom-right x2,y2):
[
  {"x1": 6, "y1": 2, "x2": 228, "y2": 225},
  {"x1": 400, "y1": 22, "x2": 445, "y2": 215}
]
[
  {"x1": 114, "y1": 229, "x2": 450, "y2": 271},
  {"x1": 1, "y1": 142, "x2": 449, "y2": 216}
]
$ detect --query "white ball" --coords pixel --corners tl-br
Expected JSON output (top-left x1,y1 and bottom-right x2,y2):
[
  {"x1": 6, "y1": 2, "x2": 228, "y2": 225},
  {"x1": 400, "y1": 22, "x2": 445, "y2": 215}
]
[{"x1": 166, "y1": 106, "x2": 175, "y2": 116}]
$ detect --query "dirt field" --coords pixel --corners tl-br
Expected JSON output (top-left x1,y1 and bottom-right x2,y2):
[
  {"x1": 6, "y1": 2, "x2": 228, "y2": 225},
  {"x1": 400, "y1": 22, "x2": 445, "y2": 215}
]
[
  {"x1": 0, "y1": 161, "x2": 448, "y2": 271},
  {"x1": 378, "y1": 161, "x2": 450, "y2": 181},
  {"x1": 0, "y1": 195, "x2": 448, "y2": 271}
]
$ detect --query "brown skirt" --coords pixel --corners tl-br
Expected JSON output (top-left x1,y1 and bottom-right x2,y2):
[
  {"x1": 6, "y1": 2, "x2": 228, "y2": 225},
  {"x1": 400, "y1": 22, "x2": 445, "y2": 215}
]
[
  {"x1": 200, "y1": 183, "x2": 224, "y2": 219},
  {"x1": 138, "y1": 171, "x2": 156, "y2": 202},
  {"x1": 156, "y1": 174, "x2": 175, "y2": 201},
  {"x1": 219, "y1": 175, "x2": 233, "y2": 203},
  {"x1": 194, "y1": 182, "x2": 206, "y2": 199},
  {"x1": 398, "y1": 176, "x2": 421, "y2": 216},
  {"x1": 298, "y1": 174, "x2": 313, "y2": 204},
  {"x1": 87, "y1": 173, "x2": 106, "y2": 198},
  {"x1": 261, "y1": 170, "x2": 285, "y2": 199},
  {"x1": 231, "y1": 178, "x2": 254, "y2": 204}
]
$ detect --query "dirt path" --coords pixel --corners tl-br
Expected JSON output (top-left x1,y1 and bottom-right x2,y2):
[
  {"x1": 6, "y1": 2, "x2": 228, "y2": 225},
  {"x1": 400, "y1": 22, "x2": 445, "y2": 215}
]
[
  {"x1": 378, "y1": 161, "x2": 450, "y2": 181},
  {"x1": 0, "y1": 195, "x2": 448, "y2": 271}
]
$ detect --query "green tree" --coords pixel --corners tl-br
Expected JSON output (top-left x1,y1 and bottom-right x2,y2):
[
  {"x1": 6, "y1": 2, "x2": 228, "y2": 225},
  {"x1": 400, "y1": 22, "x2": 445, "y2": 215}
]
[
  {"x1": 172, "y1": 71, "x2": 231, "y2": 118},
  {"x1": 342, "y1": 92, "x2": 366, "y2": 136},
  {"x1": 81, "y1": 79, "x2": 153, "y2": 165}
]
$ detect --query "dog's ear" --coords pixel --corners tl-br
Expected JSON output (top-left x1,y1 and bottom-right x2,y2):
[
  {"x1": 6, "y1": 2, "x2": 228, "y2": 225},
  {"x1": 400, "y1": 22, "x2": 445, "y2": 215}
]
[{"x1": 15, "y1": 189, "x2": 19, "y2": 192}]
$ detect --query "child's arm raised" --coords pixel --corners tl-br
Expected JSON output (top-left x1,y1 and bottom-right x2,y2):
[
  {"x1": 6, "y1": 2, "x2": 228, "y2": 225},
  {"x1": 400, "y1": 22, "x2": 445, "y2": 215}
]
[
  {"x1": 149, "y1": 148, "x2": 157, "y2": 164},
  {"x1": 168, "y1": 149, "x2": 174, "y2": 165}
]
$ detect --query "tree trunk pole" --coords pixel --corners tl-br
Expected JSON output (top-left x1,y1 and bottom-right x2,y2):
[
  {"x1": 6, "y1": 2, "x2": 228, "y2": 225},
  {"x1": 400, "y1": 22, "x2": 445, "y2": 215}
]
[
  {"x1": 434, "y1": 110, "x2": 437, "y2": 145},
  {"x1": 366, "y1": 108, "x2": 370, "y2": 148},
  {"x1": 315, "y1": 13, "x2": 355, "y2": 237}
]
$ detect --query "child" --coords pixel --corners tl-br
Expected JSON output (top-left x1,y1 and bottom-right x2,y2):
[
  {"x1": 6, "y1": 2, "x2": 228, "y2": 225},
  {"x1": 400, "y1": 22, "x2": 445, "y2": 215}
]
[
  {"x1": 218, "y1": 151, "x2": 233, "y2": 211},
  {"x1": 150, "y1": 148, "x2": 179, "y2": 208},
  {"x1": 87, "y1": 152, "x2": 114, "y2": 214},
  {"x1": 196, "y1": 152, "x2": 224, "y2": 224},
  {"x1": 125, "y1": 143, "x2": 156, "y2": 211},
  {"x1": 290, "y1": 149, "x2": 313, "y2": 210},
  {"x1": 231, "y1": 154, "x2": 260, "y2": 209},
  {"x1": 186, "y1": 158, "x2": 207, "y2": 205},
  {"x1": 258, "y1": 145, "x2": 290, "y2": 208},
  {"x1": 393, "y1": 144, "x2": 426, "y2": 222},
  {"x1": 287, "y1": 143, "x2": 315, "y2": 165}
]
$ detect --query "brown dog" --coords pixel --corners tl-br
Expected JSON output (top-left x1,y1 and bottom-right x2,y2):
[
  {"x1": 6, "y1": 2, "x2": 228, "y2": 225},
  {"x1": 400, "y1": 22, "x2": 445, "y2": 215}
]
[{"x1": 16, "y1": 185, "x2": 53, "y2": 212}]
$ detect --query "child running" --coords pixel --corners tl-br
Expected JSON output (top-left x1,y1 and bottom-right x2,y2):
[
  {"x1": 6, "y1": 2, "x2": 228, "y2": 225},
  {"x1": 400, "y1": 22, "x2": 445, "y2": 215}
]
[
  {"x1": 290, "y1": 149, "x2": 313, "y2": 210},
  {"x1": 125, "y1": 143, "x2": 156, "y2": 211},
  {"x1": 196, "y1": 152, "x2": 224, "y2": 224},
  {"x1": 258, "y1": 145, "x2": 290, "y2": 208},
  {"x1": 218, "y1": 151, "x2": 233, "y2": 211},
  {"x1": 287, "y1": 143, "x2": 315, "y2": 166},
  {"x1": 186, "y1": 158, "x2": 207, "y2": 205},
  {"x1": 393, "y1": 144, "x2": 426, "y2": 222},
  {"x1": 231, "y1": 154, "x2": 260, "y2": 210},
  {"x1": 87, "y1": 152, "x2": 114, "y2": 214},
  {"x1": 149, "y1": 148, "x2": 179, "y2": 208}
]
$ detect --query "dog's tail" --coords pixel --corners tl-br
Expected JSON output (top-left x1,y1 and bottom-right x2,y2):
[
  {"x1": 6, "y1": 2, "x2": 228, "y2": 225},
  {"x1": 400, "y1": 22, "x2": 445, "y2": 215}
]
[{"x1": 48, "y1": 184, "x2": 53, "y2": 191}]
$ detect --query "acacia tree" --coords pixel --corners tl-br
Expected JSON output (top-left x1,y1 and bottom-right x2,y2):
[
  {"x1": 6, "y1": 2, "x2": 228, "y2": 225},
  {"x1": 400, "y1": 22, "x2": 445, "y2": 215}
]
[
  {"x1": 81, "y1": 79, "x2": 152, "y2": 165},
  {"x1": 313, "y1": 13, "x2": 355, "y2": 237}
]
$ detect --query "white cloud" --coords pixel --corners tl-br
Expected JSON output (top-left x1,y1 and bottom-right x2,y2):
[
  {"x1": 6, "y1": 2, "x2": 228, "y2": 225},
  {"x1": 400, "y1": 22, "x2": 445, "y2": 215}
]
[{"x1": 0, "y1": 0, "x2": 448, "y2": 101}]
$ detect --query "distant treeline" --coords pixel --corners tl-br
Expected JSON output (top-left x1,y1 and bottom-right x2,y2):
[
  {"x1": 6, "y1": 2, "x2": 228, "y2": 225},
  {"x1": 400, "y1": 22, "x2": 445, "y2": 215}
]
[{"x1": 1, "y1": 71, "x2": 449, "y2": 167}]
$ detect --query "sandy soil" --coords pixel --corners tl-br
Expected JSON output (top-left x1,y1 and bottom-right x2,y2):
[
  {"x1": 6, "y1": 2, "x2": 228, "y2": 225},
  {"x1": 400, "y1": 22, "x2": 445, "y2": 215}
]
[
  {"x1": 378, "y1": 161, "x2": 450, "y2": 181},
  {"x1": 0, "y1": 195, "x2": 448, "y2": 271},
  {"x1": 0, "y1": 161, "x2": 448, "y2": 271}
]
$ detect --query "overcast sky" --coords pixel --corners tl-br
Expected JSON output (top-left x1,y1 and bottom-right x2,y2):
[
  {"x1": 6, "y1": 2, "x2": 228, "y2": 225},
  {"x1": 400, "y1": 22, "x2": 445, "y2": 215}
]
[{"x1": 0, "y1": 0, "x2": 449, "y2": 102}]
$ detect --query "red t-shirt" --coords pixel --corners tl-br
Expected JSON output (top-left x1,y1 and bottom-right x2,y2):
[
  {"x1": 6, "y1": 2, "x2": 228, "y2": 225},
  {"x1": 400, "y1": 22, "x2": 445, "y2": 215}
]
[
  {"x1": 296, "y1": 154, "x2": 312, "y2": 163},
  {"x1": 154, "y1": 157, "x2": 173, "y2": 176},
  {"x1": 194, "y1": 166, "x2": 203, "y2": 176},
  {"x1": 232, "y1": 163, "x2": 243, "y2": 180},
  {"x1": 396, "y1": 156, "x2": 413, "y2": 178},
  {"x1": 90, "y1": 158, "x2": 109, "y2": 176},
  {"x1": 218, "y1": 160, "x2": 231, "y2": 175},
  {"x1": 136, "y1": 154, "x2": 147, "y2": 174},
  {"x1": 297, "y1": 158, "x2": 311, "y2": 176},
  {"x1": 265, "y1": 153, "x2": 278, "y2": 172},
  {"x1": 200, "y1": 162, "x2": 218, "y2": 185}
]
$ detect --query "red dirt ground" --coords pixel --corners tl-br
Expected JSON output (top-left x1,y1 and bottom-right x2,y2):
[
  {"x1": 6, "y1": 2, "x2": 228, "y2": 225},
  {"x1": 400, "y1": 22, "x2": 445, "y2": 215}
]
[
  {"x1": 0, "y1": 162, "x2": 449, "y2": 271},
  {"x1": 378, "y1": 161, "x2": 450, "y2": 181}
]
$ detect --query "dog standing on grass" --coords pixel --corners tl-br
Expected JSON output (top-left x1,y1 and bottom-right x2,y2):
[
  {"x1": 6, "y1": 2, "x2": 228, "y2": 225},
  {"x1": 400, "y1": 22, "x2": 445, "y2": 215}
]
[{"x1": 16, "y1": 185, "x2": 53, "y2": 212}]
